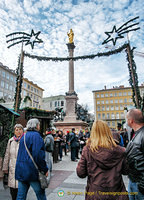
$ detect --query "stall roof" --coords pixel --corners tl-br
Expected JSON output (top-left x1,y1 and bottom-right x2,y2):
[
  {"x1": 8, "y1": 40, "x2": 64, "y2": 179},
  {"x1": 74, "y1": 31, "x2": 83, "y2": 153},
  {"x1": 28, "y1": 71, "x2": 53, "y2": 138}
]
[{"x1": 0, "y1": 104, "x2": 20, "y2": 116}]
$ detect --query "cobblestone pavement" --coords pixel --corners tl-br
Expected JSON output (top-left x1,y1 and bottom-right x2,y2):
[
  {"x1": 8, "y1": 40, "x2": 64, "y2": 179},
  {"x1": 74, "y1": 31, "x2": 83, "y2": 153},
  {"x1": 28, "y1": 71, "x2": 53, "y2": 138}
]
[{"x1": 0, "y1": 152, "x2": 129, "y2": 200}]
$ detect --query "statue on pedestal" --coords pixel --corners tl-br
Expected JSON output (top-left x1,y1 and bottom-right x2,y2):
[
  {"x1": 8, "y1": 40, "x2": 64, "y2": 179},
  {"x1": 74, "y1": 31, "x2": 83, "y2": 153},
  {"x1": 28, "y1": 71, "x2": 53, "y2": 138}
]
[{"x1": 67, "y1": 29, "x2": 74, "y2": 43}]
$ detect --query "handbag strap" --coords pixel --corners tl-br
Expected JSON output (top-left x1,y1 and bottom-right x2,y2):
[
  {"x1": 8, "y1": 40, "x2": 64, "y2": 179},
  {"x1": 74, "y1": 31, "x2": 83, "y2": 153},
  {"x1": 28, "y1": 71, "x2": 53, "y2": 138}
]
[{"x1": 24, "y1": 133, "x2": 38, "y2": 171}]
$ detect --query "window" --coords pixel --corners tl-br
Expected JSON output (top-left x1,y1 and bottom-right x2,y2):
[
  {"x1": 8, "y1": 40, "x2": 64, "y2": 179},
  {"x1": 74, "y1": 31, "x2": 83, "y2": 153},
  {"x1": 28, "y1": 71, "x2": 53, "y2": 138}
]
[
  {"x1": 116, "y1": 113, "x2": 119, "y2": 119},
  {"x1": 112, "y1": 121, "x2": 115, "y2": 127},
  {"x1": 107, "y1": 122, "x2": 110, "y2": 126},
  {"x1": 28, "y1": 84, "x2": 30, "y2": 89},
  {"x1": 105, "y1": 93, "x2": 108, "y2": 97},
  {"x1": 119, "y1": 99, "x2": 123, "y2": 103},
  {"x1": 106, "y1": 100, "x2": 108, "y2": 104},
  {"x1": 114, "y1": 93, "x2": 117, "y2": 97},
  {"x1": 101, "y1": 94, "x2": 104, "y2": 97},
  {"x1": 61, "y1": 101, "x2": 64, "y2": 106},
  {"x1": 10, "y1": 76, "x2": 13, "y2": 81},
  {"x1": 5, "y1": 83, "x2": 9, "y2": 89},
  {"x1": 128, "y1": 91, "x2": 131, "y2": 95},
  {"x1": 123, "y1": 92, "x2": 127, "y2": 96},
  {"x1": 111, "y1": 113, "x2": 115, "y2": 119},
  {"x1": 33, "y1": 103, "x2": 35, "y2": 107},
  {"x1": 119, "y1": 92, "x2": 122, "y2": 96},
  {"x1": 2, "y1": 71, "x2": 5, "y2": 77},
  {"x1": 24, "y1": 82, "x2": 27, "y2": 88},
  {"x1": 101, "y1": 100, "x2": 104, "y2": 104},
  {"x1": 129, "y1": 99, "x2": 132, "y2": 102},
  {"x1": 1, "y1": 81, "x2": 4, "y2": 88},
  {"x1": 111, "y1": 105, "x2": 114, "y2": 110},
  {"x1": 102, "y1": 113, "x2": 105, "y2": 119},
  {"x1": 110, "y1": 100, "x2": 113, "y2": 103},
  {"x1": 97, "y1": 94, "x2": 100, "y2": 97},
  {"x1": 97, "y1": 106, "x2": 100, "y2": 111},
  {"x1": 58, "y1": 101, "x2": 60, "y2": 106},
  {"x1": 102, "y1": 106, "x2": 105, "y2": 111},
  {"x1": 124, "y1": 98, "x2": 127, "y2": 103},
  {"x1": 115, "y1": 105, "x2": 119, "y2": 110},
  {"x1": 110, "y1": 93, "x2": 113, "y2": 97},
  {"x1": 55, "y1": 101, "x2": 57, "y2": 107},
  {"x1": 115, "y1": 99, "x2": 118, "y2": 103},
  {"x1": 34, "y1": 88, "x2": 36, "y2": 93},
  {"x1": 98, "y1": 114, "x2": 101, "y2": 119},
  {"x1": 97, "y1": 101, "x2": 100, "y2": 104},
  {"x1": 31, "y1": 86, "x2": 33, "y2": 91},
  {"x1": 6, "y1": 73, "x2": 9, "y2": 79},
  {"x1": 106, "y1": 105, "x2": 109, "y2": 111},
  {"x1": 107, "y1": 113, "x2": 110, "y2": 119},
  {"x1": 120, "y1": 105, "x2": 123, "y2": 110},
  {"x1": 23, "y1": 90, "x2": 27, "y2": 96}
]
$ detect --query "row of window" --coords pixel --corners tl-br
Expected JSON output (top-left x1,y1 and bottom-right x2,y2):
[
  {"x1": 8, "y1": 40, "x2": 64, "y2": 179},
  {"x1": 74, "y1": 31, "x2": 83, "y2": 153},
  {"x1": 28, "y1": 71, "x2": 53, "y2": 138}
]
[
  {"x1": 0, "y1": 81, "x2": 15, "y2": 92},
  {"x1": 97, "y1": 112, "x2": 124, "y2": 120},
  {"x1": 97, "y1": 98, "x2": 132, "y2": 104},
  {"x1": 96, "y1": 91, "x2": 131, "y2": 98},
  {"x1": 97, "y1": 104, "x2": 133, "y2": 111},
  {"x1": 29, "y1": 101, "x2": 40, "y2": 109},
  {"x1": 23, "y1": 82, "x2": 41, "y2": 95},
  {"x1": 53, "y1": 101, "x2": 64, "y2": 108},
  {"x1": 107, "y1": 121, "x2": 116, "y2": 127},
  {"x1": 0, "y1": 91, "x2": 14, "y2": 100},
  {"x1": 0, "y1": 70, "x2": 16, "y2": 82},
  {"x1": 23, "y1": 90, "x2": 39, "y2": 102}
]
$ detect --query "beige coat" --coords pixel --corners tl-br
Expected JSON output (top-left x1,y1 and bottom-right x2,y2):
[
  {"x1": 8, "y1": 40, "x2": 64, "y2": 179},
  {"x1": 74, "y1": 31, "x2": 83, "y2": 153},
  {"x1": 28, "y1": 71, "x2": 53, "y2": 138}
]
[{"x1": 2, "y1": 137, "x2": 20, "y2": 188}]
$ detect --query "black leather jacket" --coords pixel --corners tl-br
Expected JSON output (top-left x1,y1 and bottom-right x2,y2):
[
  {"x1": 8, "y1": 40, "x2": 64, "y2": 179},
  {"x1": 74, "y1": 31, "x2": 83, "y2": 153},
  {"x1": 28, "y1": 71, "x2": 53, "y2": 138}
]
[{"x1": 126, "y1": 126, "x2": 144, "y2": 193}]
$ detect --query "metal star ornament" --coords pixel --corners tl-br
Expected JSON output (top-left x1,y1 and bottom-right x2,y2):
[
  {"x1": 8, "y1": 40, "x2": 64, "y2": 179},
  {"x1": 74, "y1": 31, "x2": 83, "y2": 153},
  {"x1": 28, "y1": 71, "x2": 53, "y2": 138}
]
[
  {"x1": 6, "y1": 29, "x2": 43, "y2": 49},
  {"x1": 25, "y1": 29, "x2": 43, "y2": 49},
  {"x1": 102, "y1": 16, "x2": 140, "y2": 46},
  {"x1": 102, "y1": 25, "x2": 124, "y2": 45}
]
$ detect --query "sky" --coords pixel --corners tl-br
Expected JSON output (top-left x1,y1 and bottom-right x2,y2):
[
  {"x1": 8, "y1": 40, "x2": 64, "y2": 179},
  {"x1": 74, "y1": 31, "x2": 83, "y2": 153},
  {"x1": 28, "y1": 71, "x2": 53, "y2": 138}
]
[{"x1": 0, "y1": 0, "x2": 144, "y2": 113}]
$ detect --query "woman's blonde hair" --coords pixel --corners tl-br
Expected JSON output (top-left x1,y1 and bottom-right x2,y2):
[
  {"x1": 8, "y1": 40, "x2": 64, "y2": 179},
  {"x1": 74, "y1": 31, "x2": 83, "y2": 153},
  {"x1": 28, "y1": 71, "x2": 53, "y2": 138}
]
[{"x1": 88, "y1": 120, "x2": 117, "y2": 152}]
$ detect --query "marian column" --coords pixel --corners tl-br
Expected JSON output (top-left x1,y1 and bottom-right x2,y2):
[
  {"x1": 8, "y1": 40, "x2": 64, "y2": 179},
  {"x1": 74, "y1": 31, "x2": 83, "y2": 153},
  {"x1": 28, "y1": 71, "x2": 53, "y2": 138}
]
[{"x1": 64, "y1": 29, "x2": 78, "y2": 122}]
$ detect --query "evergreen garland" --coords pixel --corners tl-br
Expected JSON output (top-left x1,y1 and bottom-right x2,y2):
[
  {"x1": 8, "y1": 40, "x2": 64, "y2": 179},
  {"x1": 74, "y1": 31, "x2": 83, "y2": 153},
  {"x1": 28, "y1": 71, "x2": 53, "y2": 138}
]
[
  {"x1": 24, "y1": 43, "x2": 128, "y2": 61},
  {"x1": 13, "y1": 54, "x2": 24, "y2": 111},
  {"x1": 125, "y1": 44, "x2": 142, "y2": 108}
]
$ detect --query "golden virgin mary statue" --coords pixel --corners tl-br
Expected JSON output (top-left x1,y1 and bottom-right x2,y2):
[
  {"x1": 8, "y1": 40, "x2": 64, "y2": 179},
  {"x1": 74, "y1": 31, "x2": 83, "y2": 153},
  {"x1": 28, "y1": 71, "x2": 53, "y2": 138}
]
[{"x1": 67, "y1": 29, "x2": 74, "y2": 43}]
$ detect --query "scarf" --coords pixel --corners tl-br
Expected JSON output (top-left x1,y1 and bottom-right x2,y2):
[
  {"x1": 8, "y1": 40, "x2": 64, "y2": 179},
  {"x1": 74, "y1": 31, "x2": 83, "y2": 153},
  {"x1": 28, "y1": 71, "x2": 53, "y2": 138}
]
[{"x1": 13, "y1": 133, "x2": 24, "y2": 142}]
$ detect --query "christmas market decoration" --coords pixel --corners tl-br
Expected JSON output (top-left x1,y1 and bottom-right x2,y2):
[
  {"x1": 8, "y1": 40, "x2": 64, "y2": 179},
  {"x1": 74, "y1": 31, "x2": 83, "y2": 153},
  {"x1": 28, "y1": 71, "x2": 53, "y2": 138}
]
[
  {"x1": 24, "y1": 43, "x2": 128, "y2": 61},
  {"x1": 6, "y1": 29, "x2": 43, "y2": 112},
  {"x1": 126, "y1": 43, "x2": 142, "y2": 108},
  {"x1": 6, "y1": 29, "x2": 43, "y2": 49},
  {"x1": 102, "y1": 16, "x2": 140, "y2": 46}
]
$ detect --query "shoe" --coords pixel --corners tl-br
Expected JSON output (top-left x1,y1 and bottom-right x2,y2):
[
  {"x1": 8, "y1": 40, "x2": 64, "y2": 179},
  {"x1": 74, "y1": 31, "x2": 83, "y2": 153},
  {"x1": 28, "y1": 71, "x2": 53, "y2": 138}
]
[{"x1": 71, "y1": 159, "x2": 78, "y2": 162}]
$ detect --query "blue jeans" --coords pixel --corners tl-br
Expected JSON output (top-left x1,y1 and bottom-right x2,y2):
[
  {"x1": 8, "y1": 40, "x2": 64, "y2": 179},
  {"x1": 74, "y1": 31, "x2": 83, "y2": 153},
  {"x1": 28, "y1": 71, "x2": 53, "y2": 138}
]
[
  {"x1": 16, "y1": 181, "x2": 47, "y2": 200},
  {"x1": 128, "y1": 179, "x2": 144, "y2": 200}
]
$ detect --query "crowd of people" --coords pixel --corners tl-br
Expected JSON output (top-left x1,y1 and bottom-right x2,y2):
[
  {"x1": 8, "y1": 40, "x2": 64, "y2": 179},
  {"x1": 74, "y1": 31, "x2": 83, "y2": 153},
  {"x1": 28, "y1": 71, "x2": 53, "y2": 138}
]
[{"x1": 1, "y1": 108, "x2": 144, "y2": 200}]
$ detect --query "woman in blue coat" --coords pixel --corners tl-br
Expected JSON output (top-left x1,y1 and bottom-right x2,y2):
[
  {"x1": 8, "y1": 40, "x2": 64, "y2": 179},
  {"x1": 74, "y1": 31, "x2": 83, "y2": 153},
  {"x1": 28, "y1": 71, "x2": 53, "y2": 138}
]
[{"x1": 15, "y1": 118, "x2": 48, "y2": 200}]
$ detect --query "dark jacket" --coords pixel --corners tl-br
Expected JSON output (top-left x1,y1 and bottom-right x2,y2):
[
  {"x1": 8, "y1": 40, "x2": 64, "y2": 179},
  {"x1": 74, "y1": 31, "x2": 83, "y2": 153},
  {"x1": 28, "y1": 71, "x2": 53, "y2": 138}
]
[
  {"x1": 44, "y1": 134, "x2": 54, "y2": 152},
  {"x1": 15, "y1": 131, "x2": 48, "y2": 182},
  {"x1": 76, "y1": 145, "x2": 129, "y2": 200},
  {"x1": 69, "y1": 132, "x2": 77, "y2": 147},
  {"x1": 126, "y1": 126, "x2": 144, "y2": 193}
]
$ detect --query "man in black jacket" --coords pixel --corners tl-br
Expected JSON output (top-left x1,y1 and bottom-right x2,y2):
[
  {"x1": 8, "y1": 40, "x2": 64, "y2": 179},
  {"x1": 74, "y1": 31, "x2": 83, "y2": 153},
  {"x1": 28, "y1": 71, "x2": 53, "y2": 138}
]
[
  {"x1": 69, "y1": 128, "x2": 77, "y2": 162},
  {"x1": 126, "y1": 109, "x2": 144, "y2": 199}
]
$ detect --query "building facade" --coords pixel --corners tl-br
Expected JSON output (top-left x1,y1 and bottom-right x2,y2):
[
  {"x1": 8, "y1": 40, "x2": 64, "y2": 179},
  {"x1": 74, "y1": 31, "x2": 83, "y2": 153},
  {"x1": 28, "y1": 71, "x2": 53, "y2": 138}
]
[
  {"x1": 0, "y1": 62, "x2": 16, "y2": 102},
  {"x1": 21, "y1": 78, "x2": 44, "y2": 109},
  {"x1": 92, "y1": 85, "x2": 144, "y2": 129},
  {"x1": 42, "y1": 95, "x2": 66, "y2": 111}
]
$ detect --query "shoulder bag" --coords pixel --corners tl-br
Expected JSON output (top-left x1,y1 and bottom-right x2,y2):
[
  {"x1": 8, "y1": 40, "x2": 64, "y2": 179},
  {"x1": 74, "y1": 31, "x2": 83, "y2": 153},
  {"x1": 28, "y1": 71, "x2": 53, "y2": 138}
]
[{"x1": 24, "y1": 133, "x2": 48, "y2": 189}]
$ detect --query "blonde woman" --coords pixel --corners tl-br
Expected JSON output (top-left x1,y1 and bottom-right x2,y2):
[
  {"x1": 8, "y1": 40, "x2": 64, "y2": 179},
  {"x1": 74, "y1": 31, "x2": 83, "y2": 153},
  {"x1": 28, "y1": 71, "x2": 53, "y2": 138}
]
[
  {"x1": 2, "y1": 124, "x2": 24, "y2": 200},
  {"x1": 76, "y1": 120, "x2": 129, "y2": 200}
]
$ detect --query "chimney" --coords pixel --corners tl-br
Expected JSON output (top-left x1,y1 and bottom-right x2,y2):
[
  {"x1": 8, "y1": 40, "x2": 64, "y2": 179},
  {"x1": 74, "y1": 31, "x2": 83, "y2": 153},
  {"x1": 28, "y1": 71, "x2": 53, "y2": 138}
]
[{"x1": 104, "y1": 85, "x2": 106, "y2": 90}]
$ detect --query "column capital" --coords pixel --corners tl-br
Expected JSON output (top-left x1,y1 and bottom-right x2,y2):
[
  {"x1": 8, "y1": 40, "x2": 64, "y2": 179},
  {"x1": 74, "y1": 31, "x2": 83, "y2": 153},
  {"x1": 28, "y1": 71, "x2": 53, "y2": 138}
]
[{"x1": 66, "y1": 43, "x2": 76, "y2": 50}]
